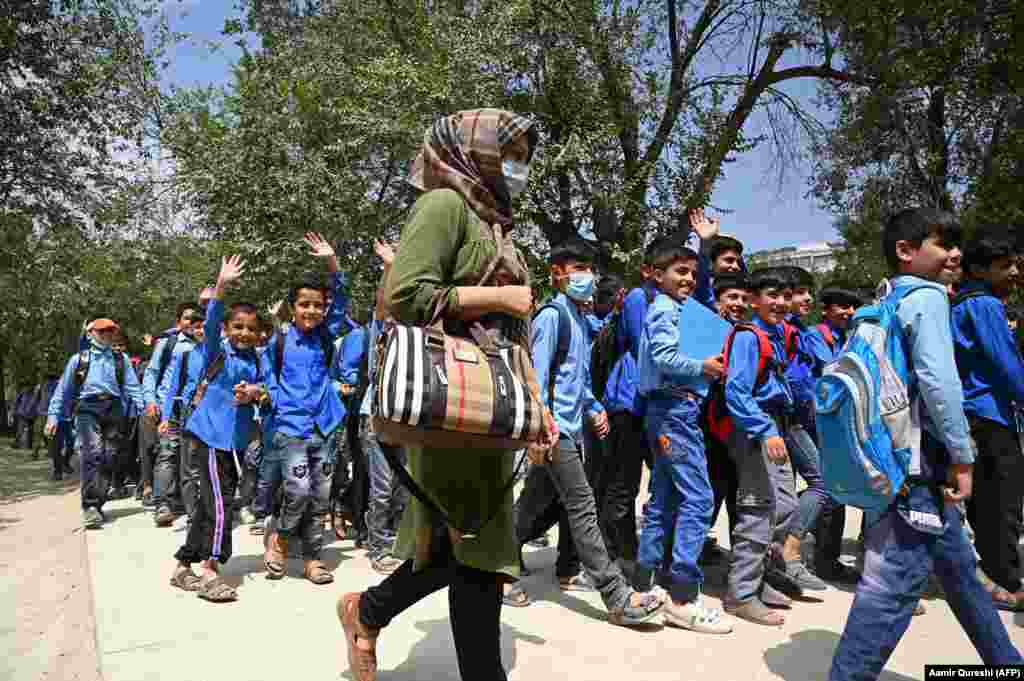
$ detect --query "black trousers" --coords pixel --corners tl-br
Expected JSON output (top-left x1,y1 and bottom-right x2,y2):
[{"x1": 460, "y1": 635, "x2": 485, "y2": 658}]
[
  {"x1": 339, "y1": 417, "x2": 369, "y2": 538},
  {"x1": 175, "y1": 439, "x2": 238, "y2": 565},
  {"x1": 966, "y1": 417, "x2": 1024, "y2": 593},
  {"x1": 360, "y1": 529, "x2": 506, "y2": 681},
  {"x1": 598, "y1": 411, "x2": 647, "y2": 563},
  {"x1": 515, "y1": 461, "x2": 579, "y2": 577},
  {"x1": 705, "y1": 427, "x2": 738, "y2": 538}
]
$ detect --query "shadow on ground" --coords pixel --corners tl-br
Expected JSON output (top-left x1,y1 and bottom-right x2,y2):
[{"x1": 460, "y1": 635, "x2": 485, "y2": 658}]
[
  {"x1": 0, "y1": 438, "x2": 77, "y2": 509},
  {"x1": 342, "y1": 617, "x2": 546, "y2": 681},
  {"x1": 764, "y1": 629, "x2": 918, "y2": 681}
]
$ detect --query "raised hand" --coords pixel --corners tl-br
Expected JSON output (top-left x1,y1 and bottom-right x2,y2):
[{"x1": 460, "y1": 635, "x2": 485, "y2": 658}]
[
  {"x1": 688, "y1": 208, "x2": 720, "y2": 241},
  {"x1": 304, "y1": 232, "x2": 339, "y2": 272},
  {"x1": 217, "y1": 255, "x2": 247, "y2": 289},
  {"x1": 374, "y1": 238, "x2": 396, "y2": 268}
]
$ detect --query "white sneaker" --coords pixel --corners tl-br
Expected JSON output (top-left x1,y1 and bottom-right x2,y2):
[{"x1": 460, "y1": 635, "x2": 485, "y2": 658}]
[
  {"x1": 172, "y1": 515, "x2": 190, "y2": 532},
  {"x1": 239, "y1": 507, "x2": 256, "y2": 525},
  {"x1": 663, "y1": 597, "x2": 733, "y2": 634}
]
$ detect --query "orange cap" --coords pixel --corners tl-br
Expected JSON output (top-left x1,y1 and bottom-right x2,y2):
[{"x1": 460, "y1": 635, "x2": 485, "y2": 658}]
[{"x1": 89, "y1": 318, "x2": 120, "y2": 332}]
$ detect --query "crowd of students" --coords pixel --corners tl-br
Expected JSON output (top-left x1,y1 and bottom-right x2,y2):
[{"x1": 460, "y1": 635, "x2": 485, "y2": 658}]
[{"x1": 16, "y1": 107, "x2": 1024, "y2": 681}]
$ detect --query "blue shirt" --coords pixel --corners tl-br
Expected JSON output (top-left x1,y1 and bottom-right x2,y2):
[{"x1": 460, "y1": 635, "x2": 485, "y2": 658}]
[
  {"x1": 951, "y1": 280, "x2": 1024, "y2": 429},
  {"x1": 584, "y1": 313, "x2": 608, "y2": 344},
  {"x1": 360, "y1": 319, "x2": 384, "y2": 417},
  {"x1": 180, "y1": 300, "x2": 265, "y2": 451},
  {"x1": 724, "y1": 316, "x2": 794, "y2": 440},
  {"x1": 638, "y1": 294, "x2": 709, "y2": 398},
  {"x1": 265, "y1": 272, "x2": 351, "y2": 439},
  {"x1": 784, "y1": 316, "x2": 818, "y2": 405},
  {"x1": 48, "y1": 346, "x2": 144, "y2": 421},
  {"x1": 603, "y1": 282, "x2": 657, "y2": 415},
  {"x1": 806, "y1": 321, "x2": 846, "y2": 368},
  {"x1": 143, "y1": 332, "x2": 198, "y2": 409},
  {"x1": 531, "y1": 293, "x2": 604, "y2": 442},
  {"x1": 38, "y1": 379, "x2": 59, "y2": 417},
  {"x1": 892, "y1": 275, "x2": 974, "y2": 465},
  {"x1": 335, "y1": 326, "x2": 369, "y2": 386}
]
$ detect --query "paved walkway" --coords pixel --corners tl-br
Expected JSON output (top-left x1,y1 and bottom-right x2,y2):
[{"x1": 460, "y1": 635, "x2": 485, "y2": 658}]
[{"x1": 79, "y1": 496, "x2": 1024, "y2": 681}]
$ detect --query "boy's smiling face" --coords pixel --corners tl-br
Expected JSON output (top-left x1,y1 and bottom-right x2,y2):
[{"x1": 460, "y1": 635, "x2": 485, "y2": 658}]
[
  {"x1": 791, "y1": 286, "x2": 813, "y2": 317},
  {"x1": 713, "y1": 249, "x2": 742, "y2": 275},
  {"x1": 750, "y1": 287, "x2": 789, "y2": 325},
  {"x1": 293, "y1": 288, "x2": 327, "y2": 332},
  {"x1": 824, "y1": 303, "x2": 856, "y2": 330},
  {"x1": 654, "y1": 256, "x2": 697, "y2": 303},
  {"x1": 897, "y1": 233, "x2": 962, "y2": 282},
  {"x1": 716, "y1": 288, "x2": 749, "y2": 323},
  {"x1": 976, "y1": 256, "x2": 1020, "y2": 299},
  {"x1": 225, "y1": 311, "x2": 260, "y2": 350}
]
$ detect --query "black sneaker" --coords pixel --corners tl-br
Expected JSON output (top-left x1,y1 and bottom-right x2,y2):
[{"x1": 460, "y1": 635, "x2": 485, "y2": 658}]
[
  {"x1": 815, "y1": 561, "x2": 860, "y2": 585},
  {"x1": 51, "y1": 469, "x2": 63, "y2": 482}
]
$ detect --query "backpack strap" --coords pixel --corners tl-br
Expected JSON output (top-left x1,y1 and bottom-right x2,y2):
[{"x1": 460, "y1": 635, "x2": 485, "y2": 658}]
[
  {"x1": 271, "y1": 323, "x2": 332, "y2": 384},
  {"x1": 951, "y1": 288, "x2": 990, "y2": 307},
  {"x1": 723, "y1": 323, "x2": 775, "y2": 387},
  {"x1": 782, "y1": 321, "x2": 800, "y2": 362},
  {"x1": 815, "y1": 323, "x2": 835, "y2": 350},
  {"x1": 73, "y1": 350, "x2": 90, "y2": 394},
  {"x1": 115, "y1": 352, "x2": 126, "y2": 395},
  {"x1": 155, "y1": 335, "x2": 179, "y2": 388},
  {"x1": 175, "y1": 349, "x2": 192, "y2": 399},
  {"x1": 191, "y1": 353, "x2": 227, "y2": 408},
  {"x1": 533, "y1": 302, "x2": 572, "y2": 409}
]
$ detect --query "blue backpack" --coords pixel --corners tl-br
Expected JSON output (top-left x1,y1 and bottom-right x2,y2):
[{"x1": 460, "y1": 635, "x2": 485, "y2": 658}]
[{"x1": 814, "y1": 284, "x2": 928, "y2": 511}]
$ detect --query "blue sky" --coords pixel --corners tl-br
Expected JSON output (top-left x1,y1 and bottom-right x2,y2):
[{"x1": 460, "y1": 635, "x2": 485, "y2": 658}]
[{"x1": 156, "y1": 0, "x2": 840, "y2": 253}]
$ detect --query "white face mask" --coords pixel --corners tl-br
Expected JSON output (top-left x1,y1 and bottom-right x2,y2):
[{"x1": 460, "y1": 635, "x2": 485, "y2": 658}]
[{"x1": 502, "y1": 159, "x2": 529, "y2": 197}]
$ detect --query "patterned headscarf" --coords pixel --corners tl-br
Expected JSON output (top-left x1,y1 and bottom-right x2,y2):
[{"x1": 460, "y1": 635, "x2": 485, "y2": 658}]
[{"x1": 408, "y1": 108, "x2": 536, "y2": 227}]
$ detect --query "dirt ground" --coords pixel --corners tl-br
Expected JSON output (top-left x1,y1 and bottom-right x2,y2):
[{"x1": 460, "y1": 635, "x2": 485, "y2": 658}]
[{"x1": 0, "y1": 436, "x2": 101, "y2": 681}]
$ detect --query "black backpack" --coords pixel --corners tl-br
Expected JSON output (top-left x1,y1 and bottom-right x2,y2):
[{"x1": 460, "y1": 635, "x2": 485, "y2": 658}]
[
  {"x1": 74, "y1": 350, "x2": 127, "y2": 397},
  {"x1": 154, "y1": 335, "x2": 179, "y2": 388},
  {"x1": 589, "y1": 311, "x2": 620, "y2": 403}
]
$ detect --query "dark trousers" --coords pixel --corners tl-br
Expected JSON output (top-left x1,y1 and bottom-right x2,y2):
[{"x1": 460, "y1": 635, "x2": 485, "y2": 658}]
[
  {"x1": 813, "y1": 502, "x2": 848, "y2": 570},
  {"x1": 49, "y1": 420, "x2": 73, "y2": 473},
  {"x1": 75, "y1": 410, "x2": 121, "y2": 510},
  {"x1": 15, "y1": 416, "x2": 34, "y2": 449},
  {"x1": 175, "y1": 438, "x2": 239, "y2": 565},
  {"x1": 516, "y1": 464, "x2": 579, "y2": 577},
  {"x1": 360, "y1": 530, "x2": 506, "y2": 681},
  {"x1": 343, "y1": 418, "x2": 370, "y2": 539},
  {"x1": 598, "y1": 411, "x2": 647, "y2": 563},
  {"x1": 706, "y1": 428, "x2": 738, "y2": 537},
  {"x1": 966, "y1": 417, "x2": 1024, "y2": 593},
  {"x1": 138, "y1": 417, "x2": 158, "y2": 489}
]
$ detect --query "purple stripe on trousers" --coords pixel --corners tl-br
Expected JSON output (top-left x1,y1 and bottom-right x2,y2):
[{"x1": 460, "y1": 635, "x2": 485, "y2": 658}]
[{"x1": 209, "y1": 448, "x2": 225, "y2": 560}]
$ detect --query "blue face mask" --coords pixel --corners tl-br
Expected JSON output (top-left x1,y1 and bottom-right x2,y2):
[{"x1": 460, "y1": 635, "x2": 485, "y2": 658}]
[{"x1": 565, "y1": 272, "x2": 596, "y2": 302}]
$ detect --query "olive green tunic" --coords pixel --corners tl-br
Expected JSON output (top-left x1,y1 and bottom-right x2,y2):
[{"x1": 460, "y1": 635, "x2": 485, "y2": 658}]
[{"x1": 387, "y1": 188, "x2": 530, "y2": 579}]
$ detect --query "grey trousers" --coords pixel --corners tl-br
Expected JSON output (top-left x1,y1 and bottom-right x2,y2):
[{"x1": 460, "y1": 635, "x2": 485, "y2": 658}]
[{"x1": 727, "y1": 428, "x2": 798, "y2": 604}]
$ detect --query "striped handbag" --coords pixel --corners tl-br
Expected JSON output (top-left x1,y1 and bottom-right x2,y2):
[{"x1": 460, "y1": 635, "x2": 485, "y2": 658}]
[{"x1": 372, "y1": 320, "x2": 545, "y2": 451}]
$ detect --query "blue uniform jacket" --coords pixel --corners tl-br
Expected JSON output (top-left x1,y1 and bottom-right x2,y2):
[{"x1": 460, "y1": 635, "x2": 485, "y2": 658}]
[
  {"x1": 532, "y1": 293, "x2": 604, "y2": 443},
  {"x1": 603, "y1": 282, "x2": 657, "y2": 415},
  {"x1": 638, "y1": 293, "x2": 709, "y2": 399},
  {"x1": 724, "y1": 315, "x2": 794, "y2": 440},
  {"x1": 143, "y1": 332, "x2": 198, "y2": 409},
  {"x1": 951, "y1": 280, "x2": 1024, "y2": 429},
  {"x1": 180, "y1": 299, "x2": 265, "y2": 451},
  {"x1": 48, "y1": 347, "x2": 144, "y2": 421},
  {"x1": 265, "y1": 272, "x2": 351, "y2": 440}
]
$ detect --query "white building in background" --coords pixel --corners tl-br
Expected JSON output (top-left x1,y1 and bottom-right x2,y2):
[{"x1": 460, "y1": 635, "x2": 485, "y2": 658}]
[{"x1": 746, "y1": 241, "x2": 844, "y2": 273}]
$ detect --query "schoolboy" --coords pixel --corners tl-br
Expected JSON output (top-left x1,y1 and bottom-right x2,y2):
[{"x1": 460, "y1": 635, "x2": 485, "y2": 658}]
[
  {"x1": 721, "y1": 268, "x2": 800, "y2": 625},
  {"x1": 261, "y1": 232, "x2": 350, "y2": 586},
  {"x1": 636, "y1": 236, "x2": 731, "y2": 633},
  {"x1": 693, "y1": 232, "x2": 744, "y2": 310},
  {"x1": 46, "y1": 318, "x2": 144, "y2": 528},
  {"x1": 951, "y1": 233, "x2": 1024, "y2": 609},
  {"x1": 510, "y1": 237, "x2": 664, "y2": 627},
  {"x1": 144, "y1": 303, "x2": 205, "y2": 526},
  {"x1": 165, "y1": 255, "x2": 268, "y2": 602},
  {"x1": 714, "y1": 272, "x2": 749, "y2": 324},
  {"x1": 829, "y1": 208, "x2": 1022, "y2": 680},
  {"x1": 807, "y1": 285, "x2": 862, "y2": 583}
]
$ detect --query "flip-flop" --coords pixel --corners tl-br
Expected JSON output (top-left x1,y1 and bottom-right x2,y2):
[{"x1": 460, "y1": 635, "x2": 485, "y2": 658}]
[
  {"x1": 503, "y1": 583, "x2": 531, "y2": 607},
  {"x1": 559, "y1": 573, "x2": 596, "y2": 592}
]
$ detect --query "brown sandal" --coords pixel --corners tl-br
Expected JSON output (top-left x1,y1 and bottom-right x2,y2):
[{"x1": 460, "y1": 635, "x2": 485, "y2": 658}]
[
  {"x1": 197, "y1": 576, "x2": 237, "y2": 603},
  {"x1": 263, "y1": 531, "x2": 288, "y2": 580},
  {"x1": 304, "y1": 559, "x2": 334, "y2": 585},
  {"x1": 338, "y1": 593, "x2": 379, "y2": 681},
  {"x1": 169, "y1": 568, "x2": 203, "y2": 592}
]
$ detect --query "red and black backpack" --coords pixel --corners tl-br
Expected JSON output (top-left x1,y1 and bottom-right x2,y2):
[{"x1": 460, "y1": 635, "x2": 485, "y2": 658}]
[{"x1": 705, "y1": 323, "x2": 783, "y2": 444}]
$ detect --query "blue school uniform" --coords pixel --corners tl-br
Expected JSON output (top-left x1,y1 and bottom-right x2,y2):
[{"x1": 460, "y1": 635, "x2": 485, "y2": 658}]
[{"x1": 724, "y1": 316, "x2": 794, "y2": 440}]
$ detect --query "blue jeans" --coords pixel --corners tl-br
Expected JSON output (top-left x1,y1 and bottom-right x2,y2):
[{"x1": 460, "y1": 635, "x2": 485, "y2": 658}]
[
  {"x1": 363, "y1": 419, "x2": 409, "y2": 559},
  {"x1": 638, "y1": 397, "x2": 712, "y2": 603},
  {"x1": 829, "y1": 502, "x2": 1022, "y2": 680},
  {"x1": 786, "y1": 424, "x2": 834, "y2": 539},
  {"x1": 264, "y1": 430, "x2": 336, "y2": 559},
  {"x1": 75, "y1": 409, "x2": 121, "y2": 510}
]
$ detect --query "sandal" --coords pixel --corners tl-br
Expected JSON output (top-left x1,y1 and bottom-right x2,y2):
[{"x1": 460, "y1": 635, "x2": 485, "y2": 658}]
[
  {"x1": 197, "y1": 576, "x2": 237, "y2": 603},
  {"x1": 338, "y1": 593, "x2": 379, "y2": 681},
  {"x1": 304, "y1": 559, "x2": 334, "y2": 585},
  {"x1": 608, "y1": 591, "x2": 664, "y2": 628},
  {"x1": 558, "y1": 572, "x2": 596, "y2": 592},
  {"x1": 503, "y1": 583, "x2": 531, "y2": 608},
  {"x1": 169, "y1": 569, "x2": 203, "y2": 592},
  {"x1": 725, "y1": 597, "x2": 785, "y2": 626},
  {"x1": 263, "y1": 531, "x2": 288, "y2": 580},
  {"x1": 976, "y1": 568, "x2": 1024, "y2": 611}
]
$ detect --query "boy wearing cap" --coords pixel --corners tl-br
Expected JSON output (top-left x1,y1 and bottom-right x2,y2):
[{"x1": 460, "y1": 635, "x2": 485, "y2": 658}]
[{"x1": 47, "y1": 318, "x2": 143, "y2": 528}]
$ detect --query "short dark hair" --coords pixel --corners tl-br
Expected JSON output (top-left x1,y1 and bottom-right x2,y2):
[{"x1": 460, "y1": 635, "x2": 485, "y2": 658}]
[
  {"x1": 820, "y1": 286, "x2": 863, "y2": 308},
  {"x1": 709, "y1": 235, "x2": 744, "y2": 263},
  {"x1": 1006, "y1": 305, "x2": 1023, "y2": 323},
  {"x1": 288, "y1": 274, "x2": 329, "y2": 305},
  {"x1": 549, "y1": 238, "x2": 595, "y2": 267},
  {"x1": 643, "y1": 236, "x2": 665, "y2": 266},
  {"x1": 781, "y1": 266, "x2": 814, "y2": 291},
  {"x1": 714, "y1": 272, "x2": 750, "y2": 299},
  {"x1": 227, "y1": 302, "x2": 259, "y2": 322},
  {"x1": 748, "y1": 268, "x2": 788, "y2": 293},
  {"x1": 595, "y1": 274, "x2": 624, "y2": 306},
  {"x1": 175, "y1": 302, "x2": 196, "y2": 320},
  {"x1": 883, "y1": 207, "x2": 963, "y2": 270},
  {"x1": 649, "y1": 239, "x2": 698, "y2": 271},
  {"x1": 963, "y1": 232, "x2": 1017, "y2": 277}
]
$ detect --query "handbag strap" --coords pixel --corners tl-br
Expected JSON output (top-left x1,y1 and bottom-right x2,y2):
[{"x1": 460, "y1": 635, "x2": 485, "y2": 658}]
[{"x1": 378, "y1": 438, "x2": 524, "y2": 539}]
